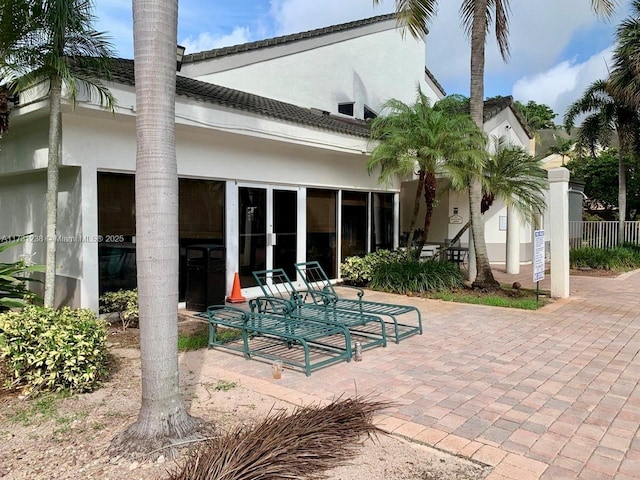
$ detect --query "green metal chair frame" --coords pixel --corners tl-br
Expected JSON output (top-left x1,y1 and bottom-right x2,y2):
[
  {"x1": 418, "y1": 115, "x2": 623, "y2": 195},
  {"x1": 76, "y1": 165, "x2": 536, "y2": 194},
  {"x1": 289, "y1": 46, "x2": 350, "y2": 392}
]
[
  {"x1": 294, "y1": 261, "x2": 423, "y2": 343},
  {"x1": 203, "y1": 304, "x2": 352, "y2": 376},
  {"x1": 252, "y1": 268, "x2": 387, "y2": 351}
]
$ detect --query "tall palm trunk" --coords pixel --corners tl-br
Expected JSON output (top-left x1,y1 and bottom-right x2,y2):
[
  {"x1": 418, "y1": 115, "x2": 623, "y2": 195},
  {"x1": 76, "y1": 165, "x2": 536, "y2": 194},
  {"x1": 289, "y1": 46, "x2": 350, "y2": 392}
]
[
  {"x1": 416, "y1": 171, "x2": 437, "y2": 254},
  {"x1": 110, "y1": 0, "x2": 200, "y2": 454},
  {"x1": 469, "y1": 0, "x2": 499, "y2": 288},
  {"x1": 44, "y1": 75, "x2": 62, "y2": 307},
  {"x1": 406, "y1": 170, "x2": 425, "y2": 256}
]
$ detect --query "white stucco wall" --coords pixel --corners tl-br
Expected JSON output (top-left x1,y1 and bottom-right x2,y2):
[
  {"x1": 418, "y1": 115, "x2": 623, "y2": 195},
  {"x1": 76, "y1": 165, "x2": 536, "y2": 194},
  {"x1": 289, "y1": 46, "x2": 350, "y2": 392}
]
[
  {"x1": 183, "y1": 26, "x2": 438, "y2": 119},
  {"x1": 0, "y1": 168, "x2": 84, "y2": 307}
]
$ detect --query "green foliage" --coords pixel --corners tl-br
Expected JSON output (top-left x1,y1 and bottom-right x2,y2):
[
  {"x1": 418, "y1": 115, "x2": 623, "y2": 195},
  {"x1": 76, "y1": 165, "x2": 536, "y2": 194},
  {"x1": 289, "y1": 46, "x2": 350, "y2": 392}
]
[
  {"x1": 570, "y1": 245, "x2": 640, "y2": 270},
  {"x1": 368, "y1": 259, "x2": 464, "y2": 294},
  {"x1": 0, "y1": 0, "x2": 116, "y2": 111},
  {"x1": 213, "y1": 380, "x2": 238, "y2": 392},
  {"x1": 568, "y1": 150, "x2": 640, "y2": 218},
  {"x1": 178, "y1": 331, "x2": 208, "y2": 351},
  {"x1": 99, "y1": 289, "x2": 138, "y2": 329},
  {"x1": 427, "y1": 289, "x2": 545, "y2": 310},
  {"x1": 0, "y1": 305, "x2": 109, "y2": 395},
  {"x1": 8, "y1": 391, "x2": 69, "y2": 426},
  {"x1": 340, "y1": 249, "x2": 406, "y2": 285},
  {"x1": 514, "y1": 100, "x2": 557, "y2": 129},
  {"x1": 0, "y1": 236, "x2": 44, "y2": 311}
]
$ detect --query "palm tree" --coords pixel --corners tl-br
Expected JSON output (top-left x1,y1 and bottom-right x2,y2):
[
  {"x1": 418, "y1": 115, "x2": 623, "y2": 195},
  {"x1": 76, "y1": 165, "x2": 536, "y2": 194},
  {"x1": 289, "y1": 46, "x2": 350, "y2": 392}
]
[
  {"x1": 547, "y1": 135, "x2": 576, "y2": 167},
  {"x1": 0, "y1": 0, "x2": 115, "y2": 307},
  {"x1": 109, "y1": 0, "x2": 201, "y2": 454},
  {"x1": 444, "y1": 136, "x2": 548, "y2": 247},
  {"x1": 610, "y1": 0, "x2": 640, "y2": 108},
  {"x1": 375, "y1": 0, "x2": 614, "y2": 288},
  {"x1": 368, "y1": 89, "x2": 486, "y2": 256},
  {"x1": 565, "y1": 79, "x2": 640, "y2": 246}
]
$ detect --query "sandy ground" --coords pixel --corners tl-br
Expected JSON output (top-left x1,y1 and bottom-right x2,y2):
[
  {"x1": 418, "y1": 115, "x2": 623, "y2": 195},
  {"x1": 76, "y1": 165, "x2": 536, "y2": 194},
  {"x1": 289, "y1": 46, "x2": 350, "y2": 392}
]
[{"x1": 0, "y1": 325, "x2": 490, "y2": 480}]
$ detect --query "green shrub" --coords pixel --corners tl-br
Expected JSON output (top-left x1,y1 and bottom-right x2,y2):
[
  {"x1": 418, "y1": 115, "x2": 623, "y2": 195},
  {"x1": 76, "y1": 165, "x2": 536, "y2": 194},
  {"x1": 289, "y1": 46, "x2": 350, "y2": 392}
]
[
  {"x1": 369, "y1": 258, "x2": 463, "y2": 294},
  {"x1": 340, "y1": 249, "x2": 406, "y2": 285},
  {"x1": 0, "y1": 306, "x2": 109, "y2": 395},
  {"x1": 99, "y1": 289, "x2": 139, "y2": 329},
  {"x1": 0, "y1": 236, "x2": 44, "y2": 311},
  {"x1": 570, "y1": 245, "x2": 640, "y2": 271}
]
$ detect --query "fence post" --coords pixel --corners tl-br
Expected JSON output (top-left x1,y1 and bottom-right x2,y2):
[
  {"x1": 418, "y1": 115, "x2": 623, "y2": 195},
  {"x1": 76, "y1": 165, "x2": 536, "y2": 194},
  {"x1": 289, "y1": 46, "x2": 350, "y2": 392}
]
[{"x1": 549, "y1": 168, "x2": 570, "y2": 298}]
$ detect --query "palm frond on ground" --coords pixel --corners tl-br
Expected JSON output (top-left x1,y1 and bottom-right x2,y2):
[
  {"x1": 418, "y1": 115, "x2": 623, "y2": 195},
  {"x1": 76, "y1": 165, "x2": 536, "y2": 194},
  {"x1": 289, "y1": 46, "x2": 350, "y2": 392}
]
[{"x1": 169, "y1": 397, "x2": 390, "y2": 480}]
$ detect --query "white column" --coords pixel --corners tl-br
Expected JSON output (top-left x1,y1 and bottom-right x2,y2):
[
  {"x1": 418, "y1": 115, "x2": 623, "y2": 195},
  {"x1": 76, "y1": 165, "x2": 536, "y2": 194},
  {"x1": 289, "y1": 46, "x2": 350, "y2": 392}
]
[
  {"x1": 225, "y1": 181, "x2": 239, "y2": 296},
  {"x1": 80, "y1": 166, "x2": 99, "y2": 312},
  {"x1": 506, "y1": 206, "x2": 520, "y2": 274},
  {"x1": 549, "y1": 168, "x2": 570, "y2": 298}
]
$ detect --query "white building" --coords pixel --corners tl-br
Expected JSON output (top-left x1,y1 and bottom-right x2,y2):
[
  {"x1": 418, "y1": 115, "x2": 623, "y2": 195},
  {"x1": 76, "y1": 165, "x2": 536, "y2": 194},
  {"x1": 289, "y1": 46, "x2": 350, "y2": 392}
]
[{"x1": 0, "y1": 13, "x2": 535, "y2": 311}]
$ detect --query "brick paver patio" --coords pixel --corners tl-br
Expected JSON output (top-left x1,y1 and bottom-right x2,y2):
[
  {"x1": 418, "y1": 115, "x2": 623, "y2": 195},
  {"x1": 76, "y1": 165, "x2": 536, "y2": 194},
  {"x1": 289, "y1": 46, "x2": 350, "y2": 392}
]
[{"x1": 185, "y1": 267, "x2": 640, "y2": 479}]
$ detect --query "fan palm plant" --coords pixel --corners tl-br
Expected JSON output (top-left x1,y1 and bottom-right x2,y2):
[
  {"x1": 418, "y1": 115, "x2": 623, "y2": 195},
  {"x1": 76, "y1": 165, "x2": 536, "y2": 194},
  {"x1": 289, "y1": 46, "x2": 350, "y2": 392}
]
[
  {"x1": 0, "y1": 0, "x2": 115, "y2": 307},
  {"x1": 368, "y1": 88, "x2": 486, "y2": 257}
]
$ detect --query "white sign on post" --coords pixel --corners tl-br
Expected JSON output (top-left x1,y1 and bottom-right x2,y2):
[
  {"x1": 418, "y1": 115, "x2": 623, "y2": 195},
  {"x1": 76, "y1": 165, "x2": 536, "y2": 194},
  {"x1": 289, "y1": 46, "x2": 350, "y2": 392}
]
[{"x1": 533, "y1": 230, "x2": 545, "y2": 283}]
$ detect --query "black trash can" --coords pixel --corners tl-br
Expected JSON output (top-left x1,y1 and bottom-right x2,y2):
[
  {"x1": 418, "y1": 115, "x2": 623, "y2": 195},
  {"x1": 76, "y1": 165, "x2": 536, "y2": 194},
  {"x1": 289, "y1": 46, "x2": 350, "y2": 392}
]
[{"x1": 185, "y1": 245, "x2": 226, "y2": 311}]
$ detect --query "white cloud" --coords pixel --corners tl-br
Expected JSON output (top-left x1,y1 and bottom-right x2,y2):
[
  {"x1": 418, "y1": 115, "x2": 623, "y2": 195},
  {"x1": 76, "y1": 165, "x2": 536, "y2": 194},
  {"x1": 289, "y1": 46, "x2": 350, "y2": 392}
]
[
  {"x1": 180, "y1": 27, "x2": 253, "y2": 54},
  {"x1": 512, "y1": 46, "x2": 613, "y2": 122},
  {"x1": 269, "y1": 0, "x2": 393, "y2": 35}
]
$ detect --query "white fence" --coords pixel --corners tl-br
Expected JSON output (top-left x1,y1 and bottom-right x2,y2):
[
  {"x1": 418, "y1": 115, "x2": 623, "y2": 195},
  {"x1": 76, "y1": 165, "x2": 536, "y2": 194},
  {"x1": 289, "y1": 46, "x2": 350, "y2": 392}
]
[{"x1": 569, "y1": 221, "x2": 640, "y2": 249}]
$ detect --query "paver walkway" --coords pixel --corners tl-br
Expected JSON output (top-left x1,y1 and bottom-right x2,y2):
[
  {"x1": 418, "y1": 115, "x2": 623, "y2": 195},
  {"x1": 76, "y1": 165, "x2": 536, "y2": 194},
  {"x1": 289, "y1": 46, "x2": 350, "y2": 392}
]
[{"x1": 186, "y1": 267, "x2": 640, "y2": 479}]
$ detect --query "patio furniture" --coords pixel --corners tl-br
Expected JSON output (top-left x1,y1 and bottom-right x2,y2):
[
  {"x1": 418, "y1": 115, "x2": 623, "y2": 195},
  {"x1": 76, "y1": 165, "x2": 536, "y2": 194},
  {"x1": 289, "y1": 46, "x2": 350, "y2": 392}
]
[
  {"x1": 294, "y1": 261, "x2": 423, "y2": 343},
  {"x1": 252, "y1": 269, "x2": 388, "y2": 350},
  {"x1": 419, "y1": 244, "x2": 440, "y2": 260},
  {"x1": 203, "y1": 303, "x2": 352, "y2": 376}
]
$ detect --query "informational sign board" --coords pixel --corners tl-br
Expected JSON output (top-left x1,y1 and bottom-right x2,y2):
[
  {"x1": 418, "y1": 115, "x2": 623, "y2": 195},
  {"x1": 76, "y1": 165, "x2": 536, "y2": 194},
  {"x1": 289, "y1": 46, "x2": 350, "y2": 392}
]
[{"x1": 533, "y1": 230, "x2": 545, "y2": 283}]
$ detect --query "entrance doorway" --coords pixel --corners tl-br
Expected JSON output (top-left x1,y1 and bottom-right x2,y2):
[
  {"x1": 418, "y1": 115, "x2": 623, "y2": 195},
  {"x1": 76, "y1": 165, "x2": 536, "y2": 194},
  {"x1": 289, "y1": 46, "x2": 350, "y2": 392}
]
[{"x1": 238, "y1": 186, "x2": 297, "y2": 289}]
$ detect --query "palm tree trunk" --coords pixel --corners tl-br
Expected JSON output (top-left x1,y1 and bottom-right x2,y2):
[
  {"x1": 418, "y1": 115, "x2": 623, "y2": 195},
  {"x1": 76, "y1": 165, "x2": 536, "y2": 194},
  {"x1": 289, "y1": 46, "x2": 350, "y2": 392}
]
[
  {"x1": 44, "y1": 75, "x2": 62, "y2": 307},
  {"x1": 469, "y1": 0, "x2": 499, "y2": 289},
  {"x1": 617, "y1": 126, "x2": 631, "y2": 246},
  {"x1": 416, "y1": 172, "x2": 437, "y2": 254},
  {"x1": 406, "y1": 170, "x2": 425, "y2": 257},
  {"x1": 110, "y1": 0, "x2": 201, "y2": 455}
]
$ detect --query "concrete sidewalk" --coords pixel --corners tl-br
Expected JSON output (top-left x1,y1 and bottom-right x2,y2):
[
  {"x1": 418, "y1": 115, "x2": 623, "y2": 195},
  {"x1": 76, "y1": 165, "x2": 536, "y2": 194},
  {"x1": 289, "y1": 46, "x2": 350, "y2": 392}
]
[{"x1": 187, "y1": 268, "x2": 640, "y2": 479}]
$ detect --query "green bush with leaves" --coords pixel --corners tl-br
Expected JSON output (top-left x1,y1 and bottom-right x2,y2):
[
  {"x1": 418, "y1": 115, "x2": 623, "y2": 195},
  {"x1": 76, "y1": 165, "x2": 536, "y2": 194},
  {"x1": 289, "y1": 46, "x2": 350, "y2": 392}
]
[
  {"x1": 0, "y1": 236, "x2": 44, "y2": 311},
  {"x1": 570, "y1": 245, "x2": 640, "y2": 271},
  {"x1": 99, "y1": 289, "x2": 139, "y2": 329},
  {"x1": 0, "y1": 306, "x2": 109, "y2": 395},
  {"x1": 369, "y1": 258, "x2": 464, "y2": 294},
  {"x1": 340, "y1": 249, "x2": 406, "y2": 285}
]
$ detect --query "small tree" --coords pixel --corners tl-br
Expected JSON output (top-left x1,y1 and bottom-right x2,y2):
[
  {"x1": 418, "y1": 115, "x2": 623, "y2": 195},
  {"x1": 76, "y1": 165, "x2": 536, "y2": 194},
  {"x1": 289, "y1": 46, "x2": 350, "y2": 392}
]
[
  {"x1": 368, "y1": 89, "x2": 485, "y2": 257},
  {"x1": 0, "y1": 0, "x2": 115, "y2": 307}
]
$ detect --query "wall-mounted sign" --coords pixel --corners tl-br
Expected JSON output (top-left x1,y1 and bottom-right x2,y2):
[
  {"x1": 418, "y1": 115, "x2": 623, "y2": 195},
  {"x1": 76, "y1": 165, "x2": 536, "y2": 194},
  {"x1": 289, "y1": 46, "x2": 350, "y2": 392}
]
[
  {"x1": 449, "y1": 214, "x2": 463, "y2": 224},
  {"x1": 499, "y1": 216, "x2": 507, "y2": 231}
]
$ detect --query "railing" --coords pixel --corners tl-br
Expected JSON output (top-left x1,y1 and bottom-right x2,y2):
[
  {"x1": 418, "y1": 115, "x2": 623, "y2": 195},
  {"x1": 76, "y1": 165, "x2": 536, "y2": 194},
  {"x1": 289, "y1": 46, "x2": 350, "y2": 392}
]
[{"x1": 569, "y1": 221, "x2": 640, "y2": 249}]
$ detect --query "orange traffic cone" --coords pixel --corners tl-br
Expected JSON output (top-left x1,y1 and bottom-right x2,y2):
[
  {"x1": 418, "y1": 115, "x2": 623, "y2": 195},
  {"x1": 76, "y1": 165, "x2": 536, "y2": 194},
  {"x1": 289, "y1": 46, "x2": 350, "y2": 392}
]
[{"x1": 227, "y1": 272, "x2": 246, "y2": 303}]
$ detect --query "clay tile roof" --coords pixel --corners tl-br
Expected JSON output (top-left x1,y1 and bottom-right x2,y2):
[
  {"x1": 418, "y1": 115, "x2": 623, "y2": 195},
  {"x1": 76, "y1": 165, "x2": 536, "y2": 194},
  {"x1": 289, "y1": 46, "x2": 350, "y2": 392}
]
[
  {"x1": 106, "y1": 58, "x2": 371, "y2": 138},
  {"x1": 182, "y1": 13, "x2": 397, "y2": 63}
]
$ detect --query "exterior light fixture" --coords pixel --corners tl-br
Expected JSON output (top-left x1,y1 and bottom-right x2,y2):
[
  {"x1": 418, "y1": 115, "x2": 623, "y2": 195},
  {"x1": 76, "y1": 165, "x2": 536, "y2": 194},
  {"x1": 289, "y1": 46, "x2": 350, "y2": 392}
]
[{"x1": 176, "y1": 45, "x2": 186, "y2": 72}]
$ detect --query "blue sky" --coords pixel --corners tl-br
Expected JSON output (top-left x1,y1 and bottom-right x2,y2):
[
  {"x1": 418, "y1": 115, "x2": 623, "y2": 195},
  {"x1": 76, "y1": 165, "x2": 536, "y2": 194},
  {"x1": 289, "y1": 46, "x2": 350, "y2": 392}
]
[{"x1": 94, "y1": 0, "x2": 630, "y2": 123}]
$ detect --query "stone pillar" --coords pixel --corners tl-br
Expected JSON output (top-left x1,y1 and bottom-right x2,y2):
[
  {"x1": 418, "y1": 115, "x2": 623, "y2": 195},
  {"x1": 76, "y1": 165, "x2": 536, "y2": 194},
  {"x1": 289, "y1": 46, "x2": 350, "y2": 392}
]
[
  {"x1": 549, "y1": 168, "x2": 570, "y2": 298},
  {"x1": 506, "y1": 206, "x2": 520, "y2": 274}
]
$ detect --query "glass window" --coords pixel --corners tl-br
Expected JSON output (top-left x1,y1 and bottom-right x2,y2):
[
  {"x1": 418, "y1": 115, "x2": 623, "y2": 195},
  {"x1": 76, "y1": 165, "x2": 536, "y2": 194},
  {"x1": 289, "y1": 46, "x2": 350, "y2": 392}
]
[
  {"x1": 371, "y1": 193, "x2": 395, "y2": 251},
  {"x1": 338, "y1": 103, "x2": 354, "y2": 116},
  {"x1": 97, "y1": 173, "x2": 226, "y2": 300},
  {"x1": 341, "y1": 191, "x2": 368, "y2": 261},
  {"x1": 307, "y1": 189, "x2": 337, "y2": 278}
]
